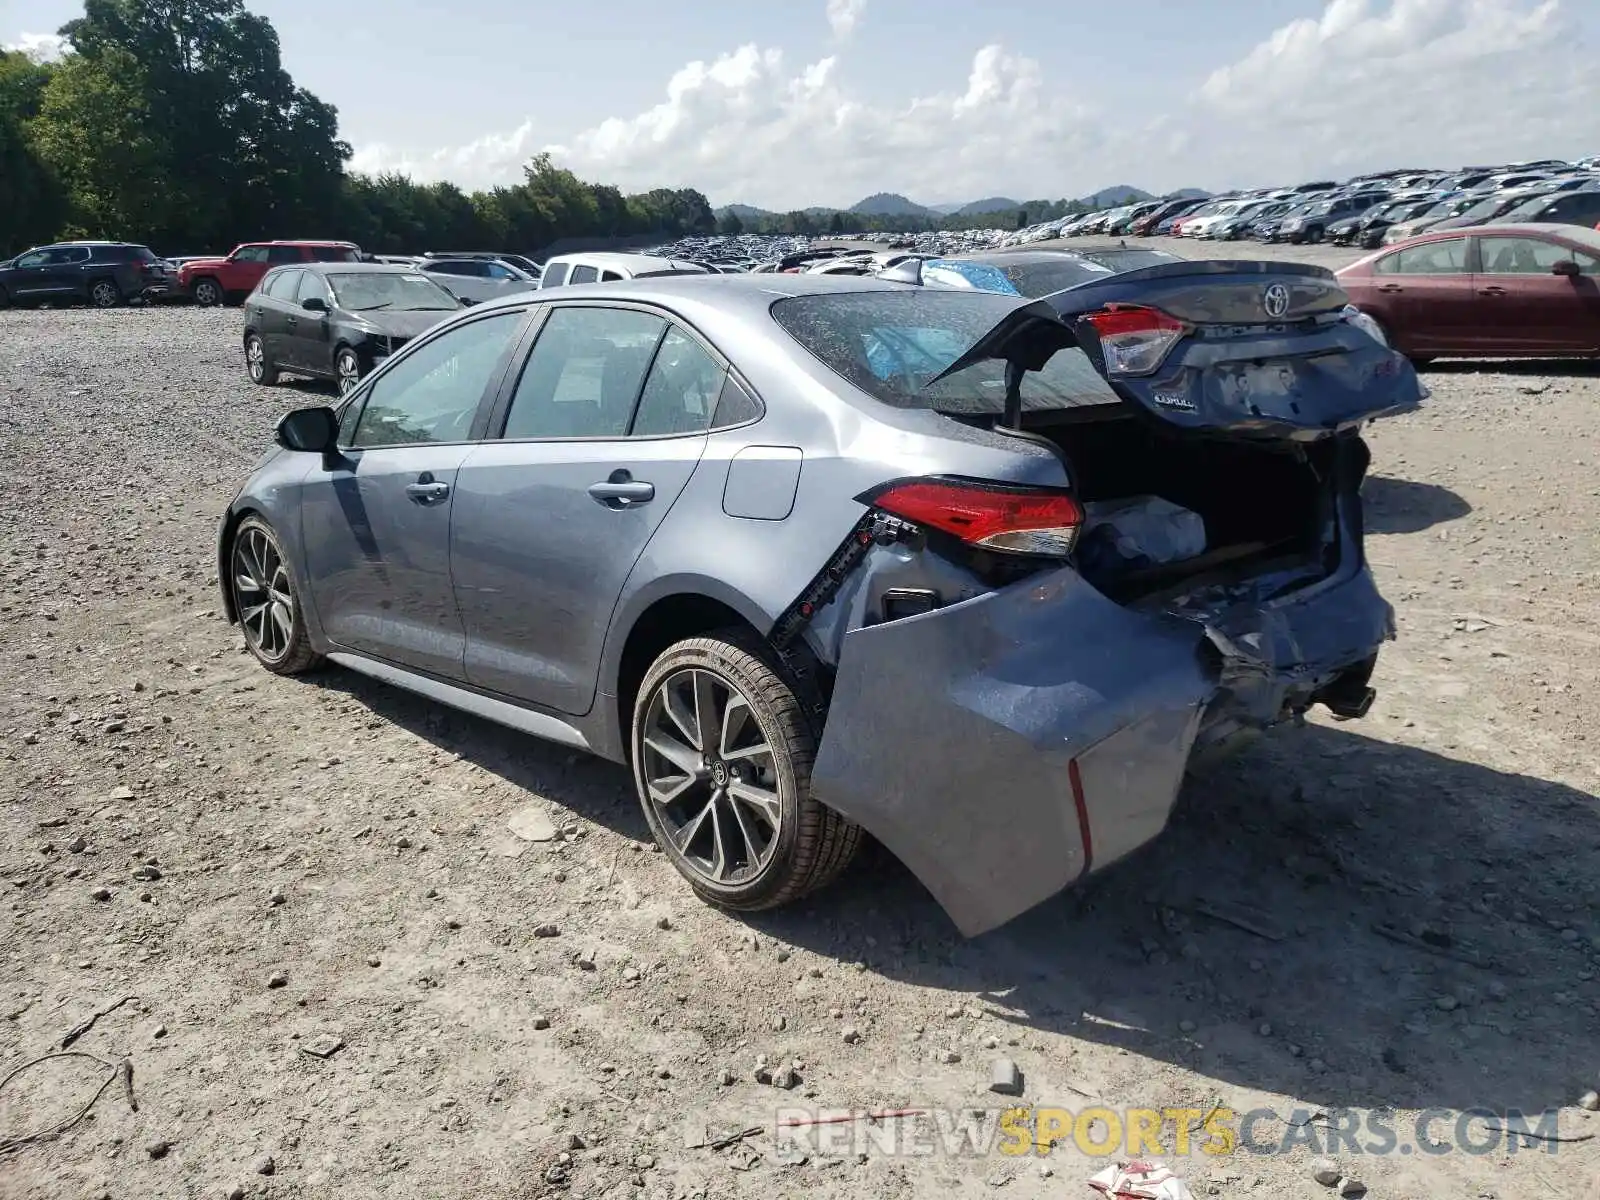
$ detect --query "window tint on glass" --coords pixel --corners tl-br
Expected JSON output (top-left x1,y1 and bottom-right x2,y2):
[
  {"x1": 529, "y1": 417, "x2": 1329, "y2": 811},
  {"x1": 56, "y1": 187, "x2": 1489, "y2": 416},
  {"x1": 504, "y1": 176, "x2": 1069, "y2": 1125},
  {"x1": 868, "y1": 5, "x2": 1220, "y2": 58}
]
[
  {"x1": 262, "y1": 270, "x2": 301, "y2": 300},
  {"x1": 352, "y1": 312, "x2": 523, "y2": 448},
  {"x1": 712, "y1": 375, "x2": 761, "y2": 428},
  {"x1": 569, "y1": 264, "x2": 598, "y2": 284},
  {"x1": 13, "y1": 250, "x2": 48, "y2": 268},
  {"x1": 600, "y1": 270, "x2": 623, "y2": 282},
  {"x1": 771, "y1": 291, "x2": 1118, "y2": 414},
  {"x1": 1480, "y1": 237, "x2": 1581, "y2": 274},
  {"x1": 309, "y1": 245, "x2": 359, "y2": 262},
  {"x1": 1376, "y1": 239, "x2": 1469, "y2": 275},
  {"x1": 483, "y1": 262, "x2": 519, "y2": 279},
  {"x1": 297, "y1": 271, "x2": 331, "y2": 305},
  {"x1": 56, "y1": 246, "x2": 91, "y2": 264},
  {"x1": 234, "y1": 246, "x2": 270, "y2": 263},
  {"x1": 631, "y1": 328, "x2": 724, "y2": 437},
  {"x1": 501, "y1": 307, "x2": 666, "y2": 439},
  {"x1": 265, "y1": 246, "x2": 301, "y2": 264},
  {"x1": 542, "y1": 262, "x2": 569, "y2": 287}
]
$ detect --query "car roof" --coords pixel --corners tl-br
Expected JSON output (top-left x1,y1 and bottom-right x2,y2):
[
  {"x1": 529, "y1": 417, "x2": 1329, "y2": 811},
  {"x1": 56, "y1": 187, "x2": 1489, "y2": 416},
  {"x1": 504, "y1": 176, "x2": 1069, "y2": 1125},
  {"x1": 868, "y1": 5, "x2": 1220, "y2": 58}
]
[
  {"x1": 468, "y1": 270, "x2": 942, "y2": 316},
  {"x1": 248, "y1": 239, "x2": 359, "y2": 247},
  {"x1": 269, "y1": 262, "x2": 421, "y2": 275},
  {"x1": 545, "y1": 252, "x2": 704, "y2": 273}
]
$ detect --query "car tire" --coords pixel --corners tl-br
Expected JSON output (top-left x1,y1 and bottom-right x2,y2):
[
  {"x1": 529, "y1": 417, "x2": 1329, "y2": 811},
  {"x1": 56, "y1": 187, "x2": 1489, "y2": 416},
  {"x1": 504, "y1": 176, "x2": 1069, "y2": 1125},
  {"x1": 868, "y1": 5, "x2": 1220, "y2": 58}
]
[
  {"x1": 244, "y1": 333, "x2": 279, "y2": 386},
  {"x1": 229, "y1": 515, "x2": 323, "y2": 676},
  {"x1": 631, "y1": 630, "x2": 861, "y2": 914},
  {"x1": 334, "y1": 347, "x2": 363, "y2": 397},
  {"x1": 192, "y1": 278, "x2": 223, "y2": 307},
  {"x1": 89, "y1": 279, "x2": 122, "y2": 309}
]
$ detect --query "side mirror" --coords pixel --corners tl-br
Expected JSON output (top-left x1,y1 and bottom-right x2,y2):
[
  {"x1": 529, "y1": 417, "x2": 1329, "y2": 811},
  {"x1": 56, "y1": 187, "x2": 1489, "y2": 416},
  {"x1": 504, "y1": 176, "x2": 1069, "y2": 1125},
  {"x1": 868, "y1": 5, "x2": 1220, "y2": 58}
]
[
  {"x1": 302, "y1": 295, "x2": 328, "y2": 312},
  {"x1": 275, "y1": 406, "x2": 340, "y2": 462},
  {"x1": 458, "y1": 295, "x2": 478, "y2": 306},
  {"x1": 1552, "y1": 259, "x2": 1580, "y2": 278}
]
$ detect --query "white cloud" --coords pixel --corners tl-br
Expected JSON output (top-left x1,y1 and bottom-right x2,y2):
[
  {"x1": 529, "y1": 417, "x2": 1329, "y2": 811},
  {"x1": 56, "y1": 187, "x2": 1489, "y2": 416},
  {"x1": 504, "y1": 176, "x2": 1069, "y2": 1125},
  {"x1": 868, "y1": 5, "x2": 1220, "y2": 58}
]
[
  {"x1": 349, "y1": 0, "x2": 1600, "y2": 208},
  {"x1": 3, "y1": 31, "x2": 68, "y2": 61},
  {"x1": 826, "y1": 0, "x2": 866, "y2": 40}
]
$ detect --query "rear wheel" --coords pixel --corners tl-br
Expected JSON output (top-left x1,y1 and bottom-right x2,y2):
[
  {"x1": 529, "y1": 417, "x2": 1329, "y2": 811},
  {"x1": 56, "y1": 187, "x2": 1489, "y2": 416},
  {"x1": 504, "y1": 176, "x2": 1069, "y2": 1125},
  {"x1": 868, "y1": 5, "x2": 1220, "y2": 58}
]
[
  {"x1": 192, "y1": 277, "x2": 223, "y2": 307},
  {"x1": 230, "y1": 516, "x2": 322, "y2": 675},
  {"x1": 89, "y1": 279, "x2": 122, "y2": 309},
  {"x1": 244, "y1": 333, "x2": 278, "y2": 386},
  {"x1": 631, "y1": 631, "x2": 860, "y2": 912}
]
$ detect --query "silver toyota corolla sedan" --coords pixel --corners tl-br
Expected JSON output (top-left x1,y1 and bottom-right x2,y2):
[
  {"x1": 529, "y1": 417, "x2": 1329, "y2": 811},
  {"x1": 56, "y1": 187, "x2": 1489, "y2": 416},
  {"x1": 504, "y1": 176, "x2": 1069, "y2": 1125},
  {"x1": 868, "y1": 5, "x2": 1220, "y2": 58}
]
[{"x1": 219, "y1": 268, "x2": 1421, "y2": 935}]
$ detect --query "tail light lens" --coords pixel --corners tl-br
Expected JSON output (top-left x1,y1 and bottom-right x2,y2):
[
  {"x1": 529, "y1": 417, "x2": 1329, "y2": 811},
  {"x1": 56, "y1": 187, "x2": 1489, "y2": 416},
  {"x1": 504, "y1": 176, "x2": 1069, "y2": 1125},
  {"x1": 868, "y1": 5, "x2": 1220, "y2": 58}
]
[
  {"x1": 1081, "y1": 304, "x2": 1189, "y2": 376},
  {"x1": 864, "y1": 477, "x2": 1082, "y2": 557}
]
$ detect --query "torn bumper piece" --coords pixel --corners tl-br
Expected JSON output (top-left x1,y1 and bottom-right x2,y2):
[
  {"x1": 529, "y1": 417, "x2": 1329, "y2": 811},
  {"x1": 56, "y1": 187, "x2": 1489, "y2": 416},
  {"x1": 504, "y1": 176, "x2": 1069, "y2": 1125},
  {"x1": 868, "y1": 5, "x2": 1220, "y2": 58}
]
[{"x1": 811, "y1": 559, "x2": 1394, "y2": 938}]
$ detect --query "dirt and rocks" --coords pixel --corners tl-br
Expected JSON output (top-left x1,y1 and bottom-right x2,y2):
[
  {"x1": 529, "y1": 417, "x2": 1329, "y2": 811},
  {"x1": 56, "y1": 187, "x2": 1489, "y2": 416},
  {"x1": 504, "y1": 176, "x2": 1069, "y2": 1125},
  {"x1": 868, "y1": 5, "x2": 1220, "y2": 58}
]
[{"x1": 2, "y1": 239, "x2": 1598, "y2": 1200}]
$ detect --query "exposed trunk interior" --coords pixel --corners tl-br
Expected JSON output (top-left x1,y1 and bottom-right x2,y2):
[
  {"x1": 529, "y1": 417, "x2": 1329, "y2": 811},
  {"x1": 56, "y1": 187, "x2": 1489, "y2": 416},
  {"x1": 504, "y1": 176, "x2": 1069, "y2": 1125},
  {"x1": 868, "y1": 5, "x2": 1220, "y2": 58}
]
[{"x1": 1023, "y1": 409, "x2": 1338, "y2": 602}]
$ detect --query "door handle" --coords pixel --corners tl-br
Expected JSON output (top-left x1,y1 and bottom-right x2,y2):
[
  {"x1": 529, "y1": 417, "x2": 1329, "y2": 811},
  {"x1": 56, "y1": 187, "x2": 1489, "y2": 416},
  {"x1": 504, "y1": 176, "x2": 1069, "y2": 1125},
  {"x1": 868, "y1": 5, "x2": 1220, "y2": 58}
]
[
  {"x1": 405, "y1": 479, "x2": 451, "y2": 505},
  {"x1": 1376, "y1": 284, "x2": 1403, "y2": 293},
  {"x1": 588, "y1": 470, "x2": 655, "y2": 508},
  {"x1": 1478, "y1": 286, "x2": 1507, "y2": 296},
  {"x1": 286, "y1": 317, "x2": 298, "y2": 329}
]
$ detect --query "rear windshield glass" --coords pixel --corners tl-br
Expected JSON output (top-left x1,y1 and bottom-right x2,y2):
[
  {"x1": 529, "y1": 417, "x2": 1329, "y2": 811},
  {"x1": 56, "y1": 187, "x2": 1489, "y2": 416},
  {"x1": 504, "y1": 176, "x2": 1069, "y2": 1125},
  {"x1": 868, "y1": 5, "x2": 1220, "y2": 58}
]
[
  {"x1": 992, "y1": 259, "x2": 1116, "y2": 296},
  {"x1": 770, "y1": 291, "x2": 1118, "y2": 415}
]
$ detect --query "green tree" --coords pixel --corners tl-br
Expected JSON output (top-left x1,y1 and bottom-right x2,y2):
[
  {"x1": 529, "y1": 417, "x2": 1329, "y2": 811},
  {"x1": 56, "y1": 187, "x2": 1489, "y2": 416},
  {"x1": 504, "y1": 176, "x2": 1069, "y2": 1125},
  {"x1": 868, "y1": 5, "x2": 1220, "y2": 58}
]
[
  {"x1": 0, "y1": 50, "x2": 64, "y2": 253},
  {"x1": 29, "y1": 47, "x2": 174, "y2": 239},
  {"x1": 717, "y1": 209, "x2": 744, "y2": 236}
]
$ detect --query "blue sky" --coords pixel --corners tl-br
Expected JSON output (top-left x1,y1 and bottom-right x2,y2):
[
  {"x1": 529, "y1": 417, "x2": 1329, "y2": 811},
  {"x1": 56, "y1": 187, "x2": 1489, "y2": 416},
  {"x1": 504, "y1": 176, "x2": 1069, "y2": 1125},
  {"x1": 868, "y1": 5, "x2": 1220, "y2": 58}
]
[{"x1": 5, "y1": 0, "x2": 1597, "y2": 208}]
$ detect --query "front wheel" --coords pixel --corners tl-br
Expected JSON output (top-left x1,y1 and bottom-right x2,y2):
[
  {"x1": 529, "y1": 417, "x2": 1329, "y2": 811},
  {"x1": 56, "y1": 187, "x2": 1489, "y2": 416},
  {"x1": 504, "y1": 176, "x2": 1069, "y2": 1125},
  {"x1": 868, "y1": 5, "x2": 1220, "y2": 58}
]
[
  {"x1": 192, "y1": 278, "x2": 223, "y2": 307},
  {"x1": 230, "y1": 516, "x2": 322, "y2": 675},
  {"x1": 631, "y1": 632, "x2": 861, "y2": 912},
  {"x1": 334, "y1": 347, "x2": 362, "y2": 396},
  {"x1": 244, "y1": 333, "x2": 279, "y2": 385}
]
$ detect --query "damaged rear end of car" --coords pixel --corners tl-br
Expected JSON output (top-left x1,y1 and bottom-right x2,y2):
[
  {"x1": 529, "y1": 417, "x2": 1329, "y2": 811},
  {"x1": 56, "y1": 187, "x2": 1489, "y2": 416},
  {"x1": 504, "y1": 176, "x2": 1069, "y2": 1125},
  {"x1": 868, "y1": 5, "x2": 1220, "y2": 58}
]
[{"x1": 780, "y1": 264, "x2": 1422, "y2": 936}]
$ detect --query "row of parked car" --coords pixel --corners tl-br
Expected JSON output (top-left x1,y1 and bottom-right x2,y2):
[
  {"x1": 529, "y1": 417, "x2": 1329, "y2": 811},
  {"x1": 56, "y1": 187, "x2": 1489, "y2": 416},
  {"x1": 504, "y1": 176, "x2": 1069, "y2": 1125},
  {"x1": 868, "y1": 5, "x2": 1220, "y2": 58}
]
[{"x1": 1037, "y1": 157, "x2": 1600, "y2": 251}]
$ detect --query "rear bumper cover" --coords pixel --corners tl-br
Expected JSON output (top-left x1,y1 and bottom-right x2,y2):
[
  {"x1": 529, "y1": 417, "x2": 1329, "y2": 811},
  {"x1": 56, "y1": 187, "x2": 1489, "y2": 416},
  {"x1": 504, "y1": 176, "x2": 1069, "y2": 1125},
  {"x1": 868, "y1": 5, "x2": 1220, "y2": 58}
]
[{"x1": 811, "y1": 555, "x2": 1393, "y2": 937}]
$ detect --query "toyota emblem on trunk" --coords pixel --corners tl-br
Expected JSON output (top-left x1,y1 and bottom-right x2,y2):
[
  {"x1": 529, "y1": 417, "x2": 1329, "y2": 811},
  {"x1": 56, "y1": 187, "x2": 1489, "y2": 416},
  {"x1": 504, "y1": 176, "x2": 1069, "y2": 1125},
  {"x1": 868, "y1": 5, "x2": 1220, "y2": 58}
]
[{"x1": 1262, "y1": 283, "x2": 1291, "y2": 318}]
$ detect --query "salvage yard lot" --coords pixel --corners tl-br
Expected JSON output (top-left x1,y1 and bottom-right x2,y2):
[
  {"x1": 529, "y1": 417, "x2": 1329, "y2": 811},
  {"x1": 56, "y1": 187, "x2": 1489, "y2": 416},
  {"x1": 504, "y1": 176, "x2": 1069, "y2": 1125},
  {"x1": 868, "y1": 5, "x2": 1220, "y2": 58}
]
[{"x1": 2, "y1": 239, "x2": 1598, "y2": 1200}]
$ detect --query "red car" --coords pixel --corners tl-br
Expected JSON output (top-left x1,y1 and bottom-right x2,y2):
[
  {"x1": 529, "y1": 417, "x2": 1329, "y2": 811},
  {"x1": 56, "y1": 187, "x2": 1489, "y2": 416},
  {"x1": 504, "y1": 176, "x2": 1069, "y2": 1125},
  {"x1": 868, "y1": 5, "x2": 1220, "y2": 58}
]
[
  {"x1": 178, "y1": 240, "x2": 361, "y2": 307},
  {"x1": 1336, "y1": 223, "x2": 1600, "y2": 360}
]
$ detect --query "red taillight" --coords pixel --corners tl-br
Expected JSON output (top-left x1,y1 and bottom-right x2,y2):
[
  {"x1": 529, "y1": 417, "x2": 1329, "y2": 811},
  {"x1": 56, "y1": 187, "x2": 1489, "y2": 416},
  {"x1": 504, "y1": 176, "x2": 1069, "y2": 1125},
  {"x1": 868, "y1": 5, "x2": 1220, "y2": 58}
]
[
  {"x1": 1081, "y1": 304, "x2": 1188, "y2": 376},
  {"x1": 865, "y1": 477, "x2": 1081, "y2": 557}
]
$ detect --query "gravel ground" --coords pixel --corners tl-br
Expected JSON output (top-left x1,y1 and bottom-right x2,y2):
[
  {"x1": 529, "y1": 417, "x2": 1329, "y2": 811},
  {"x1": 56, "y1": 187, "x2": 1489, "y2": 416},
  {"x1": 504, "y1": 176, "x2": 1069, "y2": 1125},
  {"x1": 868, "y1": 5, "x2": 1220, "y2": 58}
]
[{"x1": 2, "y1": 239, "x2": 1599, "y2": 1200}]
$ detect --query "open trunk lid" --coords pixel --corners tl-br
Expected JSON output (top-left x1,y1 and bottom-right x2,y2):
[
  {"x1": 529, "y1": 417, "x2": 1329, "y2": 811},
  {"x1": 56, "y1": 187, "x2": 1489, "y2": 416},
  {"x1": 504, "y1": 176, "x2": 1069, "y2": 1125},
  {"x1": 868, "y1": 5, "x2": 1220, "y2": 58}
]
[{"x1": 929, "y1": 260, "x2": 1424, "y2": 439}]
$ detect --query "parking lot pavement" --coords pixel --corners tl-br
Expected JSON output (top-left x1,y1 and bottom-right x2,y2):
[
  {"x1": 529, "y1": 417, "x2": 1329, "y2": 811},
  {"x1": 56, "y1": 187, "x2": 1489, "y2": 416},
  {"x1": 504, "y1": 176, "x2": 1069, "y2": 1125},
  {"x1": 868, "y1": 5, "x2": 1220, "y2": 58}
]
[{"x1": 1, "y1": 272, "x2": 1597, "y2": 1199}]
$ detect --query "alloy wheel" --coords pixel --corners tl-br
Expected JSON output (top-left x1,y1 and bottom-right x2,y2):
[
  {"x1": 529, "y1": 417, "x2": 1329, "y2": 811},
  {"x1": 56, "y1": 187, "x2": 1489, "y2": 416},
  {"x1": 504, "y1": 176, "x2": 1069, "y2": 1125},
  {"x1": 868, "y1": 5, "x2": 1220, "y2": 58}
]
[
  {"x1": 90, "y1": 281, "x2": 119, "y2": 308},
  {"x1": 194, "y1": 280, "x2": 221, "y2": 306},
  {"x1": 232, "y1": 525, "x2": 295, "y2": 662},
  {"x1": 245, "y1": 336, "x2": 265, "y2": 381},
  {"x1": 336, "y1": 351, "x2": 360, "y2": 396},
  {"x1": 641, "y1": 668, "x2": 782, "y2": 886}
]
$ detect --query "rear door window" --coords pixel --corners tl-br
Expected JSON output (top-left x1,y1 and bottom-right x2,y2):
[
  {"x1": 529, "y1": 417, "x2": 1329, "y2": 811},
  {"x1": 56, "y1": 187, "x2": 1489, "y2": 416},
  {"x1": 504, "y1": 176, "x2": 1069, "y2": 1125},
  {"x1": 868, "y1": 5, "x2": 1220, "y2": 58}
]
[
  {"x1": 600, "y1": 270, "x2": 624, "y2": 282},
  {"x1": 630, "y1": 328, "x2": 725, "y2": 437},
  {"x1": 262, "y1": 270, "x2": 302, "y2": 299},
  {"x1": 500, "y1": 306, "x2": 666, "y2": 439},
  {"x1": 569, "y1": 265, "x2": 599, "y2": 284},
  {"x1": 266, "y1": 245, "x2": 301, "y2": 264}
]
